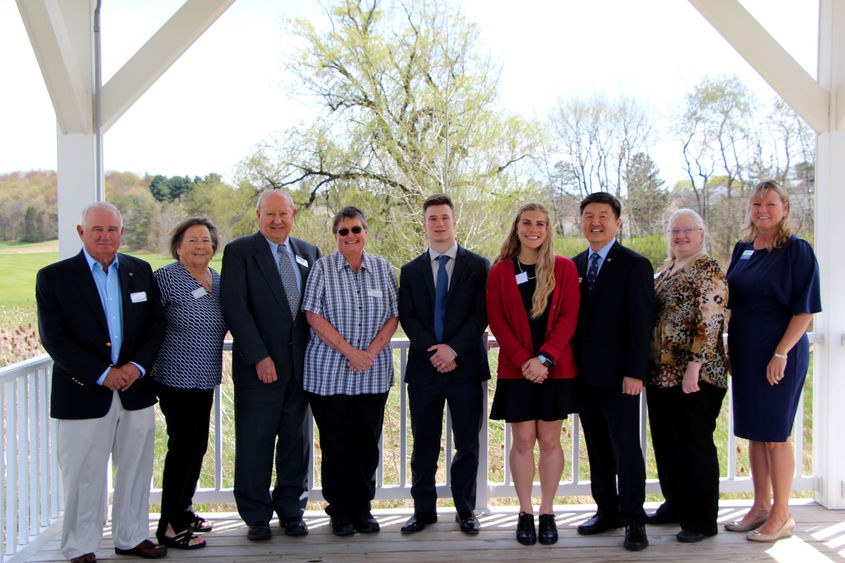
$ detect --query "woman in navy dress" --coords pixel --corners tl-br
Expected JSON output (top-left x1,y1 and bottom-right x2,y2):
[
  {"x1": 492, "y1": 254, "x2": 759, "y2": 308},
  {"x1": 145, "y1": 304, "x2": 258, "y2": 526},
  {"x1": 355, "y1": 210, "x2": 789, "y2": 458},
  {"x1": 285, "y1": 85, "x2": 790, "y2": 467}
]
[{"x1": 724, "y1": 181, "x2": 821, "y2": 542}]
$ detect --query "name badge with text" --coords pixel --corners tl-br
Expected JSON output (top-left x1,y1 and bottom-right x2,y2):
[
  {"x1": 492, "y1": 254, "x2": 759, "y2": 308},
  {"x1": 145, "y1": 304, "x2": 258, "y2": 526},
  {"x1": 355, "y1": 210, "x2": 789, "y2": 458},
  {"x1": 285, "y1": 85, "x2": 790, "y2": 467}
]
[
  {"x1": 515, "y1": 271, "x2": 529, "y2": 285},
  {"x1": 130, "y1": 291, "x2": 147, "y2": 303},
  {"x1": 367, "y1": 288, "x2": 382, "y2": 298},
  {"x1": 295, "y1": 255, "x2": 309, "y2": 267},
  {"x1": 741, "y1": 249, "x2": 754, "y2": 260},
  {"x1": 192, "y1": 287, "x2": 208, "y2": 299}
]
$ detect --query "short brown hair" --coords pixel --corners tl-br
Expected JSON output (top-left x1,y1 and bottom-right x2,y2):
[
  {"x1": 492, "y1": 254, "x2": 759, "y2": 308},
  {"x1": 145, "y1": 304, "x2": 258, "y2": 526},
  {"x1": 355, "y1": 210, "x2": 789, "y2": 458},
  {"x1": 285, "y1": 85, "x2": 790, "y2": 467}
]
[
  {"x1": 169, "y1": 216, "x2": 219, "y2": 260},
  {"x1": 422, "y1": 194, "x2": 454, "y2": 214}
]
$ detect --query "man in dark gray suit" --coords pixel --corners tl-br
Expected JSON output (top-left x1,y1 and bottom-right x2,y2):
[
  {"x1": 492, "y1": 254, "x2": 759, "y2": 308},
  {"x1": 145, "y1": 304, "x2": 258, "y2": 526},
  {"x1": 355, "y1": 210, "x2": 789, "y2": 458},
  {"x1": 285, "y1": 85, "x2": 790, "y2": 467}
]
[
  {"x1": 220, "y1": 190, "x2": 321, "y2": 541},
  {"x1": 398, "y1": 194, "x2": 490, "y2": 535}
]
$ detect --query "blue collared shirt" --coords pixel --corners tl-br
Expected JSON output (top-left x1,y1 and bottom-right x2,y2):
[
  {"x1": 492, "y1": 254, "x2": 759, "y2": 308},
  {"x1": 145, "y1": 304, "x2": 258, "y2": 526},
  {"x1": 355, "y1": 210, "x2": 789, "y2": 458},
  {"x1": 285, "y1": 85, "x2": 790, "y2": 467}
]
[
  {"x1": 82, "y1": 249, "x2": 144, "y2": 384},
  {"x1": 265, "y1": 235, "x2": 303, "y2": 292},
  {"x1": 587, "y1": 239, "x2": 616, "y2": 278}
]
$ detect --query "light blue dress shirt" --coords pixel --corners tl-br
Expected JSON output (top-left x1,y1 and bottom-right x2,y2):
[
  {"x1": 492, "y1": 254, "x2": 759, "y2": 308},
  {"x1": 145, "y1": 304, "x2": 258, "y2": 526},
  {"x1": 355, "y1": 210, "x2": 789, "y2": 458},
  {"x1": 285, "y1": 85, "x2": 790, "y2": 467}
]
[{"x1": 82, "y1": 249, "x2": 144, "y2": 385}]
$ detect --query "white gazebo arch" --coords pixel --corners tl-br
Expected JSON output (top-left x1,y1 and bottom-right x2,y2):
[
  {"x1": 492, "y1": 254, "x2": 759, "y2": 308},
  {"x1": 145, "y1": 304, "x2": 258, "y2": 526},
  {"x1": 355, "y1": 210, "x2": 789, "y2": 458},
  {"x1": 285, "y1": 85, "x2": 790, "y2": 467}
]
[{"x1": 13, "y1": 0, "x2": 845, "y2": 513}]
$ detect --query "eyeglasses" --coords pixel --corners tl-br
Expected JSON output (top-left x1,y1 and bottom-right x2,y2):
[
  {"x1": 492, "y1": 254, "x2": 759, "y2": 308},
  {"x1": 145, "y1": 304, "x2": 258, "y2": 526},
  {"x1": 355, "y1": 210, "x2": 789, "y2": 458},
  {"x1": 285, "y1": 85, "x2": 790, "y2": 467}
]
[
  {"x1": 337, "y1": 226, "x2": 363, "y2": 236},
  {"x1": 668, "y1": 228, "x2": 702, "y2": 235}
]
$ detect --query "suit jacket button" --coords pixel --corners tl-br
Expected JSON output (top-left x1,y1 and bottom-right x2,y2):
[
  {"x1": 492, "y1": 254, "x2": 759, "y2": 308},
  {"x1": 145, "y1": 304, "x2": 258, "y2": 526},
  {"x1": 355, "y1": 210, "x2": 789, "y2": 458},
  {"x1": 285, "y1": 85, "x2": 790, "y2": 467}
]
[{"x1": 106, "y1": 342, "x2": 111, "y2": 347}]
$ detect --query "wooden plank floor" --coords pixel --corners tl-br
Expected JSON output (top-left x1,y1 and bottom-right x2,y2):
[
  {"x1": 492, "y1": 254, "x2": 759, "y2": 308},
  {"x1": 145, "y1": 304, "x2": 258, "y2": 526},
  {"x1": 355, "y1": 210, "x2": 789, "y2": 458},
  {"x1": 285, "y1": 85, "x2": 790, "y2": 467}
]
[{"x1": 19, "y1": 500, "x2": 845, "y2": 562}]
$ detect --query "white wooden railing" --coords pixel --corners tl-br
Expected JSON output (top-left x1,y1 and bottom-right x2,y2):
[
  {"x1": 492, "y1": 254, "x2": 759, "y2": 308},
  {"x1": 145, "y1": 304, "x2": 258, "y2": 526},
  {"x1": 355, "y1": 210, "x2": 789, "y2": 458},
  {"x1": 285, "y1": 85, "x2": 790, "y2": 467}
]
[{"x1": 0, "y1": 336, "x2": 818, "y2": 561}]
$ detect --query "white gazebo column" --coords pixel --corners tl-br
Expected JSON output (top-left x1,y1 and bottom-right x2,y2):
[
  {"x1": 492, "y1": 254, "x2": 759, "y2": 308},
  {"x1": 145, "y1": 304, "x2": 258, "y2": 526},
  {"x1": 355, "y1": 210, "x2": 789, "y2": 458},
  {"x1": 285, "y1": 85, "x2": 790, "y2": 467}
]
[
  {"x1": 813, "y1": 0, "x2": 845, "y2": 510},
  {"x1": 17, "y1": 0, "x2": 100, "y2": 259},
  {"x1": 56, "y1": 131, "x2": 100, "y2": 258}
]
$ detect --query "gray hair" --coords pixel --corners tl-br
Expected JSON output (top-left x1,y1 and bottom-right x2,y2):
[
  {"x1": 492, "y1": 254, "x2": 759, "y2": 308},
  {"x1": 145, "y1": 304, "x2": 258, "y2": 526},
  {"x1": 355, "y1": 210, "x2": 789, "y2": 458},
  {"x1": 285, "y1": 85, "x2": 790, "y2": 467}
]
[
  {"x1": 80, "y1": 202, "x2": 123, "y2": 228},
  {"x1": 332, "y1": 206, "x2": 368, "y2": 234},
  {"x1": 666, "y1": 208, "x2": 707, "y2": 261},
  {"x1": 256, "y1": 189, "x2": 294, "y2": 210}
]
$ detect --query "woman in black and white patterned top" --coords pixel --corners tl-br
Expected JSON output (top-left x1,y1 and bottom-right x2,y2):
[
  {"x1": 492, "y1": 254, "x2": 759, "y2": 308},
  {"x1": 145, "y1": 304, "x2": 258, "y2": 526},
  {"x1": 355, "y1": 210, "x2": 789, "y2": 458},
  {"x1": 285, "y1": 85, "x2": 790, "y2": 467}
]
[{"x1": 152, "y1": 217, "x2": 227, "y2": 550}]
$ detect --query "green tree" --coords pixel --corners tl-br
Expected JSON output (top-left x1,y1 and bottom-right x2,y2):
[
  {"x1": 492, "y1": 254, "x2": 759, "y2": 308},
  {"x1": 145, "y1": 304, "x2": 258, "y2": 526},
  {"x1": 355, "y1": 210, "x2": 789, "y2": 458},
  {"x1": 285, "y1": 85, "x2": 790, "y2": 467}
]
[
  {"x1": 238, "y1": 0, "x2": 539, "y2": 262},
  {"x1": 626, "y1": 152, "x2": 668, "y2": 236}
]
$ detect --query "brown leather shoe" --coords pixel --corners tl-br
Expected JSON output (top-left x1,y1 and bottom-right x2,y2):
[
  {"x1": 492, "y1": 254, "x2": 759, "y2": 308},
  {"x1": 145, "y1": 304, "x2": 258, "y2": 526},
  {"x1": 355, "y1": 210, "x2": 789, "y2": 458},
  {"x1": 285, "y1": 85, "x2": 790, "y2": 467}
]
[
  {"x1": 114, "y1": 539, "x2": 167, "y2": 558},
  {"x1": 70, "y1": 553, "x2": 96, "y2": 563}
]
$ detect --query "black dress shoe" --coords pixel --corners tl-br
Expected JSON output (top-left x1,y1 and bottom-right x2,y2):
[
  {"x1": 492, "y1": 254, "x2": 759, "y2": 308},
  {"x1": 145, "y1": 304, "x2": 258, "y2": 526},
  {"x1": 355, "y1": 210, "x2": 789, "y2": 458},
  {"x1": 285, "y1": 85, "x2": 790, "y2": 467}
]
[
  {"x1": 577, "y1": 513, "x2": 625, "y2": 535},
  {"x1": 624, "y1": 523, "x2": 649, "y2": 551},
  {"x1": 330, "y1": 516, "x2": 355, "y2": 537},
  {"x1": 401, "y1": 513, "x2": 437, "y2": 534},
  {"x1": 456, "y1": 512, "x2": 480, "y2": 535},
  {"x1": 247, "y1": 522, "x2": 271, "y2": 541},
  {"x1": 516, "y1": 512, "x2": 536, "y2": 546},
  {"x1": 352, "y1": 515, "x2": 380, "y2": 534},
  {"x1": 538, "y1": 514, "x2": 558, "y2": 545},
  {"x1": 676, "y1": 529, "x2": 715, "y2": 543},
  {"x1": 646, "y1": 506, "x2": 678, "y2": 525},
  {"x1": 281, "y1": 517, "x2": 308, "y2": 537}
]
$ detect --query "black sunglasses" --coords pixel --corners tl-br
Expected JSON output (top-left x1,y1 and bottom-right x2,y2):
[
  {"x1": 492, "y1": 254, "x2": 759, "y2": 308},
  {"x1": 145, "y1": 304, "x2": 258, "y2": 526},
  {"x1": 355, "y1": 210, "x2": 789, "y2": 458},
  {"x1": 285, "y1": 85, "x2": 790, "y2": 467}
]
[{"x1": 337, "y1": 226, "x2": 363, "y2": 236}]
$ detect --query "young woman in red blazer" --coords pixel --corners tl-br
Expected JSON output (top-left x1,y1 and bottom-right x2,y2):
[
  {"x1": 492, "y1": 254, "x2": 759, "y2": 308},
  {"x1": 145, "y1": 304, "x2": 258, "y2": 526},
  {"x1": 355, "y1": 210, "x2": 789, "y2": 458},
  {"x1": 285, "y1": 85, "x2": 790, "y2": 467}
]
[{"x1": 486, "y1": 202, "x2": 580, "y2": 546}]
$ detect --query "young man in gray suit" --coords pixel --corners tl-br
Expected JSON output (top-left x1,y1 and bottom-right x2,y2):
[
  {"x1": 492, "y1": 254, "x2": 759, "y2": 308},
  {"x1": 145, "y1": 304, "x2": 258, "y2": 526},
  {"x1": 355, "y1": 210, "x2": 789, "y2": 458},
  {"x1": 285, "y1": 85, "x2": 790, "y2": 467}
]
[{"x1": 398, "y1": 194, "x2": 490, "y2": 535}]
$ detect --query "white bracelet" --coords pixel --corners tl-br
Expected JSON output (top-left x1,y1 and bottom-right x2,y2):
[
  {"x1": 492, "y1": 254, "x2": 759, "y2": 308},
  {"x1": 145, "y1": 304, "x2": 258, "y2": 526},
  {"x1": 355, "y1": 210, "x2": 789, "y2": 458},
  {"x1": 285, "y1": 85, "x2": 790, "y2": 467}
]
[{"x1": 773, "y1": 352, "x2": 787, "y2": 360}]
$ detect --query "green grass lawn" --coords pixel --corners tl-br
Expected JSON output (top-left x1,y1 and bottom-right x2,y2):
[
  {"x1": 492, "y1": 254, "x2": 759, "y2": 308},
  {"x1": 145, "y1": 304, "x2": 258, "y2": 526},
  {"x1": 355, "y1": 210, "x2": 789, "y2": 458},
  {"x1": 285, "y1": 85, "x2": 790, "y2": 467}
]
[{"x1": 0, "y1": 240, "x2": 222, "y2": 309}]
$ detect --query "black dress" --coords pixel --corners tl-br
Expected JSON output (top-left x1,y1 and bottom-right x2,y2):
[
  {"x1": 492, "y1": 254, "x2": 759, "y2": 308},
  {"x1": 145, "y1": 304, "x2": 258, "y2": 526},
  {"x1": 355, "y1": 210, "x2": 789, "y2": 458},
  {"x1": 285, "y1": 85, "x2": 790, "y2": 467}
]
[{"x1": 490, "y1": 261, "x2": 578, "y2": 422}]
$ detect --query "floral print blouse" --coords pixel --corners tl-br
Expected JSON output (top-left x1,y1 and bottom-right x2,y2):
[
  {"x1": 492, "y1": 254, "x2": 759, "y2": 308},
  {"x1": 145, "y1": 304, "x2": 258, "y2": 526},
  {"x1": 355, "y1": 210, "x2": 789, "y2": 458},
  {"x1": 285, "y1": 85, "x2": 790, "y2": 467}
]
[{"x1": 648, "y1": 255, "x2": 729, "y2": 389}]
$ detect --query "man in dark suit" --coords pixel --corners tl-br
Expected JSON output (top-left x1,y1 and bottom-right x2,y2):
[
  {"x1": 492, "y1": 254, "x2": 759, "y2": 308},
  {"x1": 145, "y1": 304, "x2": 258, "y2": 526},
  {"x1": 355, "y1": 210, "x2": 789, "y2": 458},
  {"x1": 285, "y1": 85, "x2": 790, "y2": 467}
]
[
  {"x1": 571, "y1": 192, "x2": 654, "y2": 552},
  {"x1": 398, "y1": 194, "x2": 490, "y2": 536},
  {"x1": 220, "y1": 189, "x2": 321, "y2": 541},
  {"x1": 36, "y1": 202, "x2": 167, "y2": 563}
]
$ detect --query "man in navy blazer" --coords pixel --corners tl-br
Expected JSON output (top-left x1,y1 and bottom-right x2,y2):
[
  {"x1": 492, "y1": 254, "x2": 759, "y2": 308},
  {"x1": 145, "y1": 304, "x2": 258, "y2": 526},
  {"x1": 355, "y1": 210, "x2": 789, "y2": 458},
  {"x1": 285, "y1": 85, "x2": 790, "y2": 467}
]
[
  {"x1": 220, "y1": 190, "x2": 321, "y2": 541},
  {"x1": 398, "y1": 194, "x2": 490, "y2": 535},
  {"x1": 571, "y1": 192, "x2": 654, "y2": 552},
  {"x1": 36, "y1": 202, "x2": 167, "y2": 562}
]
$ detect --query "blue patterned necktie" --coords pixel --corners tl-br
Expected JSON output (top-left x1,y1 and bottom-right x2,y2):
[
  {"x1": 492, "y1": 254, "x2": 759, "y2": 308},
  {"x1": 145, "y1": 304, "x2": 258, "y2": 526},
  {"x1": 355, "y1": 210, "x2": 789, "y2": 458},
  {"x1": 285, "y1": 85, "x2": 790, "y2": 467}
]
[
  {"x1": 587, "y1": 252, "x2": 601, "y2": 292},
  {"x1": 277, "y1": 244, "x2": 300, "y2": 317},
  {"x1": 434, "y1": 254, "x2": 450, "y2": 342}
]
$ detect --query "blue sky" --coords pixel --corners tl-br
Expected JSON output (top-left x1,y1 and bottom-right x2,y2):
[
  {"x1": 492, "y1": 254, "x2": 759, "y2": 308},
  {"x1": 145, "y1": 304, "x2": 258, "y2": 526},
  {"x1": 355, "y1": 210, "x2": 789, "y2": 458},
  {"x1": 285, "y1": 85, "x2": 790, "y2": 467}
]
[{"x1": 0, "y1": 0, "x2": 818, "y2": 186}]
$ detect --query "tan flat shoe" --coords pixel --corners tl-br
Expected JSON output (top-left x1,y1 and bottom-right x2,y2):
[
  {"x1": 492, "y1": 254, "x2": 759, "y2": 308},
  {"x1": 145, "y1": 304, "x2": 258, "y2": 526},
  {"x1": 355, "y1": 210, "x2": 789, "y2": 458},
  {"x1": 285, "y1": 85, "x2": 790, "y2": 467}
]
[
  {"x1": 724, "y1": 513, "x2": 768, "y2": 532},
  {"x1": 747, "y1": 517, "x2": 795, "y2": 542}
]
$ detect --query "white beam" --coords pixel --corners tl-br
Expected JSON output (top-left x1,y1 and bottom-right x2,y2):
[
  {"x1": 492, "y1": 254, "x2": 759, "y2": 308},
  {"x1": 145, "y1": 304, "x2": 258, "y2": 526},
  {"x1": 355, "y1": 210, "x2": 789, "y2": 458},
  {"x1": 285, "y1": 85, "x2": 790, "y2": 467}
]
[
  {"x1": 100, "y1": 0, "x2": 235, "y2": 132},
  {"x1": 687, "y1": 0, "x2": 829, "y2": 134},
  {"x1": 813, "y1": 0, "x2": 845, "y2": 510},
  {"x1": 16, "y1": 0, "x2": 94, "y2": 134}
]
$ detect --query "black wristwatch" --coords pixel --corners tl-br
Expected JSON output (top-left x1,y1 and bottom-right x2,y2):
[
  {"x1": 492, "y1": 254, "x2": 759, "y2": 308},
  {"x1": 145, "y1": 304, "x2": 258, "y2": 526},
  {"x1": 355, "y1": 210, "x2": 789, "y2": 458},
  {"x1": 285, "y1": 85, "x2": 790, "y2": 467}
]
[{"x1": 537, "y1": 353, "x2": 555, "y2": 368}]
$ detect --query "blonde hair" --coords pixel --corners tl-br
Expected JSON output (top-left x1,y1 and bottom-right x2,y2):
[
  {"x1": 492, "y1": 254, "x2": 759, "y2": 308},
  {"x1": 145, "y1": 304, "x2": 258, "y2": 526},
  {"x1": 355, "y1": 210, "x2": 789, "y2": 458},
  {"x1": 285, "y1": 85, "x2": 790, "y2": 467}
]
[
  {"x1": 494, "y1": 202, "x2": 555, "y2": 319},
  {"x1": 666, "y1": 208, "x2": 707, "y2": 264},
  {"x1": 742, "y1": 180, "x2": 793, "y2": 251}
]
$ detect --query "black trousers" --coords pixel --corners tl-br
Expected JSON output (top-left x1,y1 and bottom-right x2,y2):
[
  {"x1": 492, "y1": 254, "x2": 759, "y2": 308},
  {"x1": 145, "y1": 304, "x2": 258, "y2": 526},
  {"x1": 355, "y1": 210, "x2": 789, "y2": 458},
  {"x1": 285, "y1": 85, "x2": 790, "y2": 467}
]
[
  {"x1": 408, "y1": 378, "x2": 483, "y2": 514},
  {"x1": 308, "y1": 391, "x2": 389, "y2": 523},
  {"x1": 647, "y1": 382, "x2": 726, "y2": 535},
  {"x1": 578, "y1": 382, "x2": 647, "y2": 524},
  {"x1": 233, "y1": 378, "x2": 310, "y2": 525},
  {"x1": 155, "y1": 384, "x2": 214, "y2": 532}
]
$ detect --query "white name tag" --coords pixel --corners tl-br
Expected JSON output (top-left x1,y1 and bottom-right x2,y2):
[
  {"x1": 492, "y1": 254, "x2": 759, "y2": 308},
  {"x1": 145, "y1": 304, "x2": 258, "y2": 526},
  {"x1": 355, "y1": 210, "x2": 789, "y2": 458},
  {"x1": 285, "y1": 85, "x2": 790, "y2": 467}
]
[
  {"x1": 295, "y1": 255, "x2": 308, "y2": 267},
  {"x1": 515, "y1": 272, "x2": 529, "y2": 285},
  {"x1": 192, "y1": 287, "x2": 208, "y2": 299},
  {"x1": 741, "y1": 249, "x2": 754, "y2": 260},
  {"x1": 130, "y1": 291, "x2": 147, "y2": 303},
  {"x1": 654, "y1": 272, "x2": 661, "y2": 279},
  {"x1": 367, "y1": 288, "x2": 383, "y2": 298}
]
